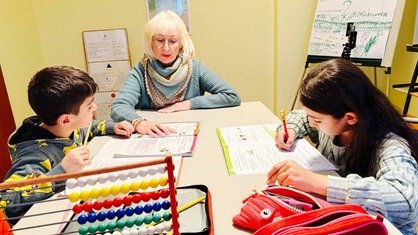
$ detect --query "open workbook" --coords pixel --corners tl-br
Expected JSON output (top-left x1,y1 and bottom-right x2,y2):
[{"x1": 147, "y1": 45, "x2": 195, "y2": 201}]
[
  {"x1": 111, "y1": 121, "x2": 201, "y2": 158},
  {"x1": 217, "y1": 124, "x2": 336, "y2": 175}
]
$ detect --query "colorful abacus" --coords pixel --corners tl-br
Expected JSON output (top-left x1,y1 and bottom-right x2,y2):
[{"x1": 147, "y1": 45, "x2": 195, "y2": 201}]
[{"x1": 0, "y1": 155, "x2": 179, "y2": 235}]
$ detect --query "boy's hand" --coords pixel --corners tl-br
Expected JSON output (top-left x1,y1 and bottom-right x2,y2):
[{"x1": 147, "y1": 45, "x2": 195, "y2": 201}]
[
  {"x1": 61, "y1": 146, "x2": 91, "y2": 173},
  {"x1": 114, "y1": 120, "x2": 134, "y2": 137}
]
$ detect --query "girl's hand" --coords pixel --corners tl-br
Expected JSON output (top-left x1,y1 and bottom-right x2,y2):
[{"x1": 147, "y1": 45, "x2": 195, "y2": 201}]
[
  {"x1": 266, "y1": 159, "x2": 327, "y2": 196},
  {"x1": 158, "y1": 100, "x2": 191, "y2": 113},
  {"x1": 114, "y1": 121, "x2": 135, "y2": 137},
  {"x1": 275, "y1": 129, "x2": 296, "y2": 151}
]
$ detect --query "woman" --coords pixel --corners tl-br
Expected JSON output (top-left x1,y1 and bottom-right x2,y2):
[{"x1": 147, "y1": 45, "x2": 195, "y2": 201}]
[
  {"x1": 111, "y1": 11, "x2": 241, "y2": 137},
  {"x1": 267, "y1": 58, "x2": 418, "y2": 234}
]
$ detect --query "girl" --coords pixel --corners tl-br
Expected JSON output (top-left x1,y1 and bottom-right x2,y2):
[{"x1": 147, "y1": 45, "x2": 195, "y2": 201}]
[{"x1": 267, "y1": 58, "x2": 418, "y2": 235}]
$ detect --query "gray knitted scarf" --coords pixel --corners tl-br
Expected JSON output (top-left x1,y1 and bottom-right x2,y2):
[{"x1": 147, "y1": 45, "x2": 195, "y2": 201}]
[{"x1": 142, "y1": 56, "x2": 193, "y2": 109}]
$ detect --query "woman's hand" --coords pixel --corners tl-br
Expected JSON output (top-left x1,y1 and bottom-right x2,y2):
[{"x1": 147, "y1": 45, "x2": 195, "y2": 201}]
[
  {"x1": 158, "y1": 100, "x2": 191, "y2": 113},
  {"x1": 266, "y1": 159, "x2": 327, "y2": 196},
  {"x1": 275, "y1": 129, "x2": 297, "y2": 151},
  {"x1": 114, "y1": 121, "x2": 135, "y2": 137},
  {"x1": 135, "y1": 121, "x2": 177, "y2": 137}
]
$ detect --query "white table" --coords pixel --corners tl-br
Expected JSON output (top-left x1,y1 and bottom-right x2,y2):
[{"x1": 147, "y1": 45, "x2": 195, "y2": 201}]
[{"x1": 12, "y1": 101, "x2": 403, "y2": 234}]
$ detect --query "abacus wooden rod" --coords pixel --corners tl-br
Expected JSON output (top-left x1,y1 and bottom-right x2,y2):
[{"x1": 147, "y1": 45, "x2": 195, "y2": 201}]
[{"x1": 0, "y1": 158, "x2": 166, "y2": 190}]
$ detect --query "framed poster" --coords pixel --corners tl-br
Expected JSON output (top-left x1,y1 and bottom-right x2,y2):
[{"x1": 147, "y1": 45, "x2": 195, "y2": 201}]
[{"x1": 146, "y1": 0, "x2": 191, "y2": 33}]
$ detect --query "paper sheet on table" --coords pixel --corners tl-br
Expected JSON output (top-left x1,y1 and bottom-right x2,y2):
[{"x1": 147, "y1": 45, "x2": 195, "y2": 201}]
[{"x1": 217, "y1": 124, "x2": 336, "y2": 175}]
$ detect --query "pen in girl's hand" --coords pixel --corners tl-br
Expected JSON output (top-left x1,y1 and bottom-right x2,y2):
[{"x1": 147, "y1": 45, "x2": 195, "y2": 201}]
[{"x1": 280, "y1": 110, "x2": 289, "y2": 142}]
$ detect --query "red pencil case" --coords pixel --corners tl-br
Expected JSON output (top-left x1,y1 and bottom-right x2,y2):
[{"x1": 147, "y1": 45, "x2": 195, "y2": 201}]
[{"x1": 233, "y1": 186, "x2": 388, "y2": 235}]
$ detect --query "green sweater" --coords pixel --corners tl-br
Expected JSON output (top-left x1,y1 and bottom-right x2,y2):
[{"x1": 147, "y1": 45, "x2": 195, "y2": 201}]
[{"x1": 111, "y1": 59, "x2": 241, "y2": 122}]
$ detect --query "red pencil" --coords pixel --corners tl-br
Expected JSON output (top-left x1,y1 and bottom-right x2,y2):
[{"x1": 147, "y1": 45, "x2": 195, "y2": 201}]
[{"x1": 280, "y1": 110, "x2": 289, "y2": 142}]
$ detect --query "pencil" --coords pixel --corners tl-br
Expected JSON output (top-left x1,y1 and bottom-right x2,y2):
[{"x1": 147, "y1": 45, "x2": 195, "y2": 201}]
[
  {"x1": 83, "y1": 122, "x2": 92, "y2": 146},
  {"x1": 147, "y1": 195, "x2": 206, "y2": 227},
  {"x1": 280, "y1": 110, "x2": 289, "y2": 142},
  {"x1": 177, "y1": 195, "x2": 206, "y2": 213}
]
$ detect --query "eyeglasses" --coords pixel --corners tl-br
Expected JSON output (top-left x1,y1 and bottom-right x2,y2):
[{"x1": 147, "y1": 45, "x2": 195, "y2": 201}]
[{"x1": 152, "y1": 37, "x2": 180, "y2": 49}]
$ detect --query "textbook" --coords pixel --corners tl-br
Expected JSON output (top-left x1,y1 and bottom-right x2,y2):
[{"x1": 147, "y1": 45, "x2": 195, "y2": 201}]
[
  {"x1": 216, "y1": 124, "x2": 336, "y2": 175},
  {"x1": 112, "y1": 121, "x2": 201, "y2": 158}
]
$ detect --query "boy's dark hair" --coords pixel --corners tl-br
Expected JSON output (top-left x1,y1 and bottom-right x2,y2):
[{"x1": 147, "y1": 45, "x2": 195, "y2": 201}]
[{"x1": 28, "y1": 66, "x2": 98, "y2": 125}]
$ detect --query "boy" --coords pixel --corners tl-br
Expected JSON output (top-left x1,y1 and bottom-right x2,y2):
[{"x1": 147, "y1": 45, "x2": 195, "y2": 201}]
[{"x1": 0, "y1": 65, "x2": 134, "y2": 221}]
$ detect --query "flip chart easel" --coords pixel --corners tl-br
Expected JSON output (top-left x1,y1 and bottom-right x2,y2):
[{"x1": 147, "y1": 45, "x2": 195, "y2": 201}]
[{"x1": 291, "y1": 0, "x2": 405, "y2": 109}]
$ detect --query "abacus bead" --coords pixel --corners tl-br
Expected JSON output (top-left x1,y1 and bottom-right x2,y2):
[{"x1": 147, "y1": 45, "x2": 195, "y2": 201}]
[
  {"x1": 144, "y1": 203, "x2": 153, "y2": 213},
  {"x1": 82, "y1": 201, "x2": 93, "y2": 212},
  {"x1": 134, "y1": 216, "x2": 144, "y2": 226},
  {"x1": 116, "y1": 219, "x2": 125, "y2": 229},
  {"x1": 149, "y1": 178, "x2": 159, "y2": 188},
  {"x1": 87, "y1": 175, "x2": 98, "y2": 185},
  {"x1": 77, "y1": 214, "x2": 88, "y2": 224},
  {"x1": 116, "y1": 208, "x2": 125, "y2": 218},
  {"x1": 112, "y1": 231, "x2": 122, "y2": 235},
  {"x1": 128, "y1": 169, "x2": 138, "y2": 179},
  {"x1": 118, "y1": 171, "x2": 129, "y2": 181},
  {"x1": 155, "y1": 223, "x2": 165, "y2": 233},
  {"x1": 130, "y1": 182, "x2": 140, "y2": 192},
  {"x1": 159, "y1": 176, "x2": 168, "y2": 186},
  {"x1": 97, "y1": 222, "x2": 107, "y2": 232},
  {"x1": 164, "y1": 222, "x2": 172, "y2": 232},
  {"x1": 107, "y1": 210, "x2": 116, "y2": 220},
  {"x1": 79, "y1": 190, "x2": 90, "y2": 201},
  {"x1": 137, "y1": 227, "x2": 147, "y2": 235},
  {"x1": 121, "y1": 230, "x2": 130, "y2": 235},
  {"x1": 143, "y1": 214, "x2": 153, "y2": 224},
  {"x1": 139, "y1": 180, "x2": 149, "y2": 190},
  {"x1": 87, "y1": 212, "x2": 97, "y2": 223},
  {"x1": 138, "y1": 169, "x2": 148, "y2": 177},
  {"x1": 123, "y1": 195, "x2": 132, "y2": 206},
  {"x1": 68, "y1": 192, "x2": 80, "y2": 202},
  {"x1": 157, "y1": 165, "x2": 166, "y2": 174},
  {"x1": 125, "y1": 206, "x2": 134, "y2": 216},
  {"x1": 72, "y1": 203, "x2": 83, "y2": 214},
  {"x1": 90, "y1": 188, "x2": 100, "y2": 199},
  {"x1": 113, "y1": 197, "x2": 123, "y2": 207},
  {"x1": 160, "y1": 189, "x2": 170, "y2": 198},
  {"x1": 100, "y1": 187, "x2": 111, "y2": 197},
  {"x1": 107, "y1": 220, "x2": 117, "y2": 231},
  {"x1": 110, "y1": 185, "x2": 120, "y2": 196},
  {"x1": 148, "y1": 167, "x2": 157, "y2": 175},
  {"x1": 162, "y1": 200, "x2": 170, "y2": 210},
  {"x1": 120, "y1": 184, "x2": 130, "y2": 194},
  {"x1": 103, "y1": 198, "x2": 113, "y2": 209},
  {"x1": 163, "y1": 211, "x2": 171, "y2": 221},
  {"x1": 78, "y1": 225, "x2": 88, "y2": 235},
  {"x1": 125, "y1": 217, "x2": 135, "y2": 227},
  {"x1": 150, "y1": 191, "x2": 160, "y2": 200},
  {"x1": 134, "y1": 205, "x2": 143, "y2": 215},
  {"x1": 128, "y1": 229, "x2": 137, "y2": 235},
  {"x1": 147, "y1": 226, "x2": 156, "y2": 234},
  {"x1": 93, "y1": 200, "x2": 103, "y2": 210},
  {"x1": 131, "y1": 193, "x2": 141, "y2": 203},
  {"x1": 98, "y1": 174, "x2": 108, "y2": 184},
  {"x1": 87, "y1": 224, "x2": 98, "y2": 233},
  {"x1": 97, "y1": 211, "x2": 107, "y2": 221},
  {"x1": 141, "y1": 192, "x2": 151, "y2": 202},
  {"x1": 108, "y1": 172, "x2": 119, "y2": 182},
  {"x1": 66, "y1": 178, "x2": 77, "y2": 189},
  {"x1": 152, "y1": 213, "x2": 162, "y2": 223},
  {"x1": 153, "y1": 202, "x2": 162, "y2": 211},
  {"x1": 77, "y1": 177, "x2": 87, "y2": 187}
]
